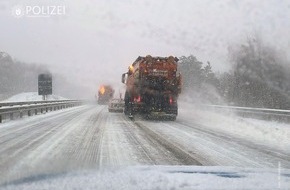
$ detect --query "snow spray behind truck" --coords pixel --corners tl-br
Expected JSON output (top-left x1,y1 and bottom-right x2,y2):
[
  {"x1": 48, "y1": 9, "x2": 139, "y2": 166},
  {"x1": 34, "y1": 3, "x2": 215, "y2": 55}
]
[{"x1": 121, "y1": 55, "x2": 181, "y2": 120}]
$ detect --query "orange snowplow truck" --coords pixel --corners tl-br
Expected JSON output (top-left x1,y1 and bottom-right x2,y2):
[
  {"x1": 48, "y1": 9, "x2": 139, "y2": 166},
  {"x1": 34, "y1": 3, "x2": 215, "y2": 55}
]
[
  {"x1": 97, "y1": 85, "x2": 114, "y2": 105},
  {"x1": 121, "y1": 55, "x2": 181, "y2": 120}
]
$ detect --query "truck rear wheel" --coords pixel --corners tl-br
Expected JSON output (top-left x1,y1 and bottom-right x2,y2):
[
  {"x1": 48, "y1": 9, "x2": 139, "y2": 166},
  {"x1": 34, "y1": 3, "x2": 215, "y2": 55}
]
[
  {"x1": 124, "y1": 91, "x2": 130, "y2": 115},
  {"x1": 124, "y1": 106, "x2": 129, "y2": 115}
]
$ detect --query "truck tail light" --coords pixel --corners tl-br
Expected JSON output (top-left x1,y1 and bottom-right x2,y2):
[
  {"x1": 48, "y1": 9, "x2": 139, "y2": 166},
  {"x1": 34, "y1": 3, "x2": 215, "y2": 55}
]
[
  {"x1": 134, "y1": 95, "x2": 141, "y2": 103},
  {"x1": 169, "y1": 96, "x2": 173, "y2": 104}
]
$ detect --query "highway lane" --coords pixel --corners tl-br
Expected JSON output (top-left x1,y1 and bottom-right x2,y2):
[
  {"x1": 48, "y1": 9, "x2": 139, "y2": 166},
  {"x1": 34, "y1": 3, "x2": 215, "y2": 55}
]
[
  {"x1": 0, "y1": 104, "x2": 289, "y2": 185},
  {"x1": 0, "y1": 105, "x2": 200, "y2": 185},
  {"x1": 135, "y1": 119, "x2": 290, "y2": 168}
]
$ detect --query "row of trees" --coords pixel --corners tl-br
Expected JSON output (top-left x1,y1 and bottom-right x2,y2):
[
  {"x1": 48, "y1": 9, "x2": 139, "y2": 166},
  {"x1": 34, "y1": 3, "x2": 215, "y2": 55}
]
[
  {"x1": 178, "y1": 55, "x2": 221, "y2": 104},
  {"x1": 179, "y1": 37, "x2": 290, "y2": 109},
  {"x1": 0, "y1": 52, "x2": 48, "y2": 100},
  {"x1": 0, "y1": 52, "x2": 87, "y2": 100}
]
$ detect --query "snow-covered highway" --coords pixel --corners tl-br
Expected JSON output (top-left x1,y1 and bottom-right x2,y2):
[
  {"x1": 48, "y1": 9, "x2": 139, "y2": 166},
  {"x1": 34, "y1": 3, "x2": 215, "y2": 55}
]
[{"x1": 0, "y1": 104, "x2": 289, "y2": 185}]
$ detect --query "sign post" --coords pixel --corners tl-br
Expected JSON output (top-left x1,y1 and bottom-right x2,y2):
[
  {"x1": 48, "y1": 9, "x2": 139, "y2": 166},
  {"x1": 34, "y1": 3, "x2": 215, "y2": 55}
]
[{"x1": 38, "y1": 73, "x2": 52, "y2": 101}]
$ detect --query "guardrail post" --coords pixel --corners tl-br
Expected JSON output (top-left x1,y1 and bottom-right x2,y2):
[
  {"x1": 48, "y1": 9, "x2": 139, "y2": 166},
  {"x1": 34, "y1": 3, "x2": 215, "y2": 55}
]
[
  {"x1": 35, "y1": 109, "x2": 37, "y2": 115},
  {"x1": 10, "y1": 113, "x2": 13, "y2": 120},
  {"x1": 28, "y1": 110, "x2": 31, "y2": 116},
  {"x1": 46, "y1": 107, "x2": 48, "y2": 112},
  {"x1": 20, "y1": 112, "x2": 23, "y2": 118},
  {"x1": 0, "y1": 115, "x2": 2, "y2": 123}
]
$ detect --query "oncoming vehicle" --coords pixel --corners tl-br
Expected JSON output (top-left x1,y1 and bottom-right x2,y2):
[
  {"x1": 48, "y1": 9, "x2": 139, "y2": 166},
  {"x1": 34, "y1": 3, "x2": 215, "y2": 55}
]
[{"x1": 108, "y1": 98, "x2": 124, "y2": 113}]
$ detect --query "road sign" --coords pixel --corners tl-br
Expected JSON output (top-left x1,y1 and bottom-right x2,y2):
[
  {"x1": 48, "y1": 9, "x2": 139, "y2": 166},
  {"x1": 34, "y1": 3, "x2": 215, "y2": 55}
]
[{"x1": 38, "y1": 74, "x2": 52, "y2": 96}]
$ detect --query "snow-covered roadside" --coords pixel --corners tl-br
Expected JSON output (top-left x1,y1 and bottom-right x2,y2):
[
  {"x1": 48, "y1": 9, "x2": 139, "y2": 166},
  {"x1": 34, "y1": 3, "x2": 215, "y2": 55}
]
[
  {"x1": 1, "y1": 92, "x2": 67, "y2": 102},
  {"x1": 178, "y1": 101, "x2": 290, "y2": 154}
]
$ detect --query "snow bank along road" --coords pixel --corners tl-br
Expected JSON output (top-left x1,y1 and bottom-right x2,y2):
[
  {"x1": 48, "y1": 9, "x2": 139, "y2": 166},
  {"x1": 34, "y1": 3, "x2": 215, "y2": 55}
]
[{"x1": 0, "y1": 104, "x2": 289, "y2": 185}]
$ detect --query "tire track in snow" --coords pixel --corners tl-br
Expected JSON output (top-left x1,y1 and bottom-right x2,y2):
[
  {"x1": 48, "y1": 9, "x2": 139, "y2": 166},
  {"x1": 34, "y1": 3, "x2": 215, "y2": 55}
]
[
  {"x1": 0, "y1": 106, "x2": 85, "y2": 141},
  {"x1": 0, "y1": 106, "x2": 98, "y2": 185},
  {"x1": 148, "y1": 121, "x2": 265, "y2": 167},
  {"x1": 122, "y1": 116, "x2": 202, "y2": 166},
  {"x1": 135, "y1": 118, "x2": 290, "y2": 168},
  {"x1": 0, "y1": 107, "x2": 89, "y2": 156},
  {"x1": 0, "y1": 106, "x2": 92, "y2": 171},
  {"x1": 175, "y1": 120, "x2": 290, "y2": 168}
]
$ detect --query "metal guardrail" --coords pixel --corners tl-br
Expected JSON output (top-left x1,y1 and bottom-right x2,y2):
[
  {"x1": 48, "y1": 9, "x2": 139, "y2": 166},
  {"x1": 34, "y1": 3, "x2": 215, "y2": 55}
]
[
  {"x1": 0, "y1": 100, "x2": 75, "y2": 107},
  {"x1": 0, "y1": 100, "x2": 83, "y2": 123},
  {"x1": 204, "y1": 104, "x2": 290, "y2": 122}
]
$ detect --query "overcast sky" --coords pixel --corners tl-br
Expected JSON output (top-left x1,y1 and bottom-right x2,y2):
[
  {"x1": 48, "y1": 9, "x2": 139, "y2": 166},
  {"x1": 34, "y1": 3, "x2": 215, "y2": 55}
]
[{"x1": 0, "y1": 0, "x2": 290, "y2": 96}]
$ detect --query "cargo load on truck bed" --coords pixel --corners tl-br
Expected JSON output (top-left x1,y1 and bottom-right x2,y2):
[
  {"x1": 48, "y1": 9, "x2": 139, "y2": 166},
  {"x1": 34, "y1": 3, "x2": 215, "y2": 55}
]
[{"x1": 122, "y1": 55, "x2": 181, "y2": 120}]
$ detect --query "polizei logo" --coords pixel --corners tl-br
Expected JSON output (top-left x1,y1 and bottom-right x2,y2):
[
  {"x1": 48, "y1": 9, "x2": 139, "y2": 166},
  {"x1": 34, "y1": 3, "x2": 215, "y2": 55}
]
[{"x1": 12, "y1": 5, "x2": 66, "y2": 18}]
